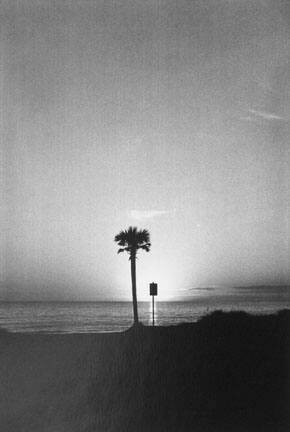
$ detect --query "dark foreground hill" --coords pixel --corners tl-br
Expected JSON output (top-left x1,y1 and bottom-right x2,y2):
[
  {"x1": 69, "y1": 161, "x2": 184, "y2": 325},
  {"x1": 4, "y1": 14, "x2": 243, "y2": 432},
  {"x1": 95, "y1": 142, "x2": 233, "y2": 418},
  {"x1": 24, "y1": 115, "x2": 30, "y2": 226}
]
[{"x1": 1, "y1": 310, "x2": 289, "y2": 432}]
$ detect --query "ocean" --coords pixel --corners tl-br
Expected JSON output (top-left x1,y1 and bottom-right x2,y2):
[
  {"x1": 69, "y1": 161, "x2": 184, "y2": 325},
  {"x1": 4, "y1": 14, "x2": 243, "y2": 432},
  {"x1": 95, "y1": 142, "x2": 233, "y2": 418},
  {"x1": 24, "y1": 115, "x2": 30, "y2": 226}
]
[{"x1": 1, "y1": 291, "x2": 289, "y2": 333}]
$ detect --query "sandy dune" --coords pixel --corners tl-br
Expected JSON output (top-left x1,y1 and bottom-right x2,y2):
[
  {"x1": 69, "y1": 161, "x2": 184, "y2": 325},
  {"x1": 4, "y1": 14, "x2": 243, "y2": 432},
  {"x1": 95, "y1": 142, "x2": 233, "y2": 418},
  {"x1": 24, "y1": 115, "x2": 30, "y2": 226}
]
[{"x1": 1, "y1": 311, "x2": 289, "y2": 432}]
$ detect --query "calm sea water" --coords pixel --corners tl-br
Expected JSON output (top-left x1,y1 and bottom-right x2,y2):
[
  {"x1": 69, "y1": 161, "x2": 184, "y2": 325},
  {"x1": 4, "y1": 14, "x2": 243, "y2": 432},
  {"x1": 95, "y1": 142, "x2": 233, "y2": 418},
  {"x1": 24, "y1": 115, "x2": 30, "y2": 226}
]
[{"x1": 0, "y1": 293, "x2": 289, "y2": 333}]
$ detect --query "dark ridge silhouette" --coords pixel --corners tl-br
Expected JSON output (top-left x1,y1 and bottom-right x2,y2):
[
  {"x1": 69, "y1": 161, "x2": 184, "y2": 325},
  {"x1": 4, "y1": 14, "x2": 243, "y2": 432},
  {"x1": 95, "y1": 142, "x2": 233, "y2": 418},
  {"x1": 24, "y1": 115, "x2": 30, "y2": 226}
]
[
  {"x1": 114, "y1": 226, "x2": 151, "y2": 325},
  {"x1": 1, "y1": 311, "x2": 289, "y2": 432},
  {"x1": 0, "y1": 326, "x2": 9, "y2": 335}
]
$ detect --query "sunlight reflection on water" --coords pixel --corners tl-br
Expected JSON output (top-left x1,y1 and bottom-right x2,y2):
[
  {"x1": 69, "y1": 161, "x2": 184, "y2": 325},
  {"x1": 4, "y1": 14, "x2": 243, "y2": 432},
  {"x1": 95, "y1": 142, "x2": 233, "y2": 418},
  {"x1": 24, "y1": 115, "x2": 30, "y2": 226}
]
[{"x1": 0, "y1": 296, "x2": 289, "y2": 333}]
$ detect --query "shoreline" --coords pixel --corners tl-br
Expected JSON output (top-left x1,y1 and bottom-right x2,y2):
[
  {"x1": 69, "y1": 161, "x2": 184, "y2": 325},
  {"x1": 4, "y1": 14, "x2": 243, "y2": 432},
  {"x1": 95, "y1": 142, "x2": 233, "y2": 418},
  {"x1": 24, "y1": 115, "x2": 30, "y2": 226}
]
[{"x1": 1, "y1": 303, "x2": 289, "y2": 334}]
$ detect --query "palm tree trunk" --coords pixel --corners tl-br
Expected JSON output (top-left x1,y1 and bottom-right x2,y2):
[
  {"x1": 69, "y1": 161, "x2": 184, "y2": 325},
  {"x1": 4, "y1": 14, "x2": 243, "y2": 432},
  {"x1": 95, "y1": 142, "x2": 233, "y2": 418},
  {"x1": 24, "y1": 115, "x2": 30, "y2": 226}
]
[{"x1": 130, "y1": 253, "x2": 139, "y2": 325}]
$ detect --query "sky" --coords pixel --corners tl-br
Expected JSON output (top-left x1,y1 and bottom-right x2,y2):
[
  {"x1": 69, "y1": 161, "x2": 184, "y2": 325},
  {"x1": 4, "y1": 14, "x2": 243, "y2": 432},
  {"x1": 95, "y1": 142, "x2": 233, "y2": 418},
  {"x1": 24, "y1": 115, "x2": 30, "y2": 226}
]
[{"x1": 1, "y1": 0, "x2": 289, "y2": 301}]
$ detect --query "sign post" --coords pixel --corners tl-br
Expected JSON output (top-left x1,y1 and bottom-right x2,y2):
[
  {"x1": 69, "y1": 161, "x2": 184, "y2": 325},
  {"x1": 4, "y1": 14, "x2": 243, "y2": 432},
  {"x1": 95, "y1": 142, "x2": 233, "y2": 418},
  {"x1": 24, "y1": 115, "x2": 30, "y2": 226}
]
[{"x1": 149, "y1": 282, "x2": 158, "y2": 327}]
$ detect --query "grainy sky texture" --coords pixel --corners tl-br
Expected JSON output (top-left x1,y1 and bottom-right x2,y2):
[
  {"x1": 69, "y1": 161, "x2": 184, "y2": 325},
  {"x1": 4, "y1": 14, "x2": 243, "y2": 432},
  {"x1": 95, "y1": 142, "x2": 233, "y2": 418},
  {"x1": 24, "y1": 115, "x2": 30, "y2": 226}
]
[{"x1": 1, "y1": 0, "x2": 290, "y2": 300}]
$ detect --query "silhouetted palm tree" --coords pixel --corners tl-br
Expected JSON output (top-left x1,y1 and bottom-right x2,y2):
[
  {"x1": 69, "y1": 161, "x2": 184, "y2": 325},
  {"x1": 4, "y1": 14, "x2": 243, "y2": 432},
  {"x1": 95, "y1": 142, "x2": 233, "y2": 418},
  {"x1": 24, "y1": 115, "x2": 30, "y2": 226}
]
[{"x1": 114, "y1": 226, "x2": 151, "y2": 325}]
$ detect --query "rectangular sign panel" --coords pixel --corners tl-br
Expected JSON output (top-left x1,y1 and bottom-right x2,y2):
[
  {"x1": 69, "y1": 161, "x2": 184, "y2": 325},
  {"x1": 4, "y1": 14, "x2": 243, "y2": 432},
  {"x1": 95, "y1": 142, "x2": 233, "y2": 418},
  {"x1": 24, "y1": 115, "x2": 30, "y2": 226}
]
[{"x1": 150, "y1": 282, "x2": 158, "y2": 296}]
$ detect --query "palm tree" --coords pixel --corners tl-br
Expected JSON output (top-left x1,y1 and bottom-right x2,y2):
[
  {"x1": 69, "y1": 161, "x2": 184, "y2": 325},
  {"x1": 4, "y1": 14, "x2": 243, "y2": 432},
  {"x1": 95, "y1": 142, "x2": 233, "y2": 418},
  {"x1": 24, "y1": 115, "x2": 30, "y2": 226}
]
[{"x1": 114, "y1": 226, "x2": 151, "y2": 326}]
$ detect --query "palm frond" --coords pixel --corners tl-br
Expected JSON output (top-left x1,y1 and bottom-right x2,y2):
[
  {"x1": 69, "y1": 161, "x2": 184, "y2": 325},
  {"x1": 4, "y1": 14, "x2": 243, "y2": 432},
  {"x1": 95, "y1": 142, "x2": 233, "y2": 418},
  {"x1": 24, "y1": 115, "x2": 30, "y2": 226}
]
[
  {"x1": 136, "y1": 229, "x2": 150, "y2": 244},
  {"x1": 114, "y1": 230, "x2": 128, "y2": 246},
  {"x1": 139, "y1": 244, "x2": 150, "y2": 252}
]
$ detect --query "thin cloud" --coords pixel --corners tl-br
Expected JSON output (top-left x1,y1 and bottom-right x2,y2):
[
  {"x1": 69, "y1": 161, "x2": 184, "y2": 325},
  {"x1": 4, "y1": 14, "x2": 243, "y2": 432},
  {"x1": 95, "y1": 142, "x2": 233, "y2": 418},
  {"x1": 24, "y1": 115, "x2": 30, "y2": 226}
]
[
  {"x1": 188, "y1": 286, "x2": 223, "y2": 291},
  {"x1": 240, "y1": 115, "x2": 258, "y2": 122},
  {"x1": 247, "y1": 109, "x2": 286, "y2": 121},
  {"x1": 129, "y1": 210, "x2": 169, "y2": 221}
]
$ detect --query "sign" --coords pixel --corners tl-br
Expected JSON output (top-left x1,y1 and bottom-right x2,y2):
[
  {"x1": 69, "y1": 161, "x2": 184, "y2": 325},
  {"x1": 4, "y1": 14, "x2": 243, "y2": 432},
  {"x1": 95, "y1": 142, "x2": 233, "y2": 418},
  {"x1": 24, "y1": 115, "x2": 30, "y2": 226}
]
[{"x1": 150, "y1": 282, "x2": 158, "y2": 296}]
